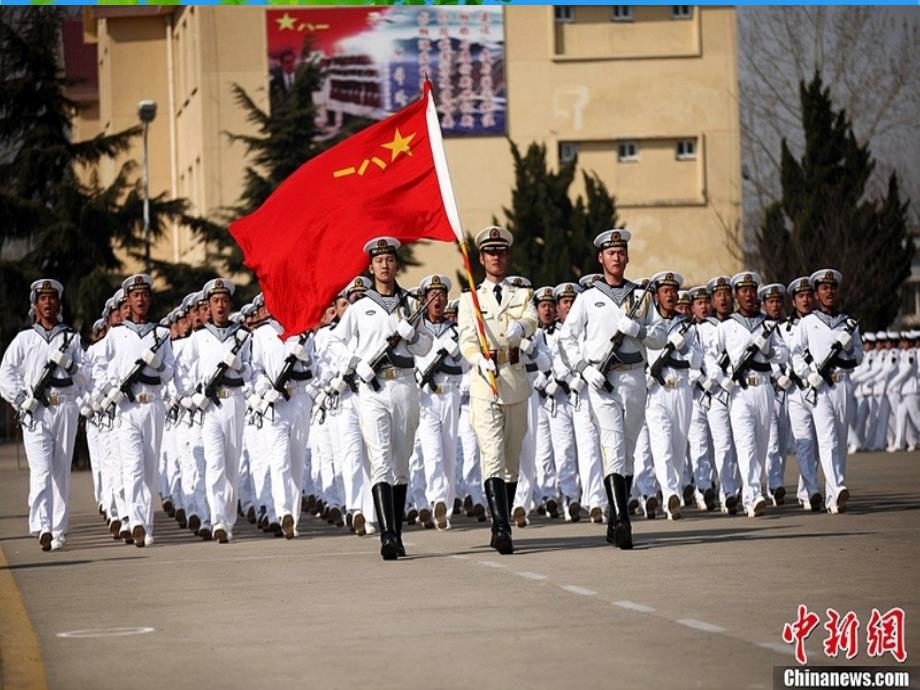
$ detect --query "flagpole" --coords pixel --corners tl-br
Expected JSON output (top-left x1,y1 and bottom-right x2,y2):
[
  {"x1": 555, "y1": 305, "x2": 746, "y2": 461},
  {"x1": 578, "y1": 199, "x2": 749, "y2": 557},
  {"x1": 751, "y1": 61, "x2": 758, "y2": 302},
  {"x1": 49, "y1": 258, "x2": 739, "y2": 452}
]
[{"x1": 423, "y1": 80, "x2": 499, "y2": 400}]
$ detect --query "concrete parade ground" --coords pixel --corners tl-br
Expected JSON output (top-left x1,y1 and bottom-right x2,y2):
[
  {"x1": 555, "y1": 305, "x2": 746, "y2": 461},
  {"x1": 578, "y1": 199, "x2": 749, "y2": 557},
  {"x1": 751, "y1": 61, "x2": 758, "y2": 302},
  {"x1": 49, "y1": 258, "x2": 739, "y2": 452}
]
[{"x1": 1, "y1": 442, "x2": 918, "y2": 690}]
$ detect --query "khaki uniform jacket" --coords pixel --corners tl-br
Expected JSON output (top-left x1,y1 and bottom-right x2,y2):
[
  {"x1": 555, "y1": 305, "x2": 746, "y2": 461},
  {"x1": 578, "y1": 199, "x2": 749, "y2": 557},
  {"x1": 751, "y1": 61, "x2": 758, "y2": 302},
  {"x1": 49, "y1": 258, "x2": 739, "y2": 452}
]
[{"x1": 458, "y1": 279, "x2": 538, "y2": 405}]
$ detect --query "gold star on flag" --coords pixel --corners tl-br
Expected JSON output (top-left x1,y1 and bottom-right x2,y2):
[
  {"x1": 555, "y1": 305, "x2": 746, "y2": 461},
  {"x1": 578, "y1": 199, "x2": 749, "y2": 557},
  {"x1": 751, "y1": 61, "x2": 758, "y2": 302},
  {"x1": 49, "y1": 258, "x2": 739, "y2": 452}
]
[
  {"x1": 276, "y1": 13, "x2": 296, "y2": 31},
  {"x1": 381, "y1": 128, "x2": 415, "y2": 162}
]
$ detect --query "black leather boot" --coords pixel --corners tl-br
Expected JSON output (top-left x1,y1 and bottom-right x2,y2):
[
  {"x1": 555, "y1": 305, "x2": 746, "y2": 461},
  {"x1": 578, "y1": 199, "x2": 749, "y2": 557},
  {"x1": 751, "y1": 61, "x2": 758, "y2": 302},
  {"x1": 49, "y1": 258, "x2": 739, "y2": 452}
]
[
  {"x1": 505, "y1": 481, "x2": 518, "y2": 508},
  {"x1": 611, "y1": 474, "x2": 634, "y2": 550},
  {"x1": 485, "y1": 478, "x2": 514, "y2": 555},
  {"x1": 372, "y1": 482, "x2": 399, "y2": 561},
  {"x1": 603, "y1": 474, "x2": 617, "y2": 545},
  {"x1": 393, "y1": 483, "x2": 408, "y2": 558}
]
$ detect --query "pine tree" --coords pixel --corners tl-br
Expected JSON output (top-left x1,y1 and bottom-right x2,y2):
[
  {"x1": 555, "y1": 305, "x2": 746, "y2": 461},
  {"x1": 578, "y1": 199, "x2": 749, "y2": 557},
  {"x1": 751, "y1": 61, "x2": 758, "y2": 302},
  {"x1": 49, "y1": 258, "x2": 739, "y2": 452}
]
[{"x1": 754, "y1": 72, "x2": 913, "y2": 329}]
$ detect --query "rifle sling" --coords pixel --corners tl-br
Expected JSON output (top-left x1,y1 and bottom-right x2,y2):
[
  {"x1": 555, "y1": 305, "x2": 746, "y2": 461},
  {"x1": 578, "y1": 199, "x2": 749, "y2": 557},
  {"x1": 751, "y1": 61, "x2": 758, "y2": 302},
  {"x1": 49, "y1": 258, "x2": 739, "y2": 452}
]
[
  {"x1": 136, "y1": 373, "x2": 161, "y2": 386},
  {"x1": 47, "y1": 376, "x2": 74, "y2": 388},
  {"x1": 289, "y1": 369, "x2": 314, "y2": 381}
]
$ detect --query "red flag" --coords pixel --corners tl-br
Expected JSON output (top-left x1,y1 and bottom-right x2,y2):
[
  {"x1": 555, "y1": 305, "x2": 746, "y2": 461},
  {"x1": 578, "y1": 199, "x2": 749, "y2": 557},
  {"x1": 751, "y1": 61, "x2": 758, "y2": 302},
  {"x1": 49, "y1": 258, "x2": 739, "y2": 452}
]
[{"x1": 230, "y1": 81, "x2": 463, "y2": 338}]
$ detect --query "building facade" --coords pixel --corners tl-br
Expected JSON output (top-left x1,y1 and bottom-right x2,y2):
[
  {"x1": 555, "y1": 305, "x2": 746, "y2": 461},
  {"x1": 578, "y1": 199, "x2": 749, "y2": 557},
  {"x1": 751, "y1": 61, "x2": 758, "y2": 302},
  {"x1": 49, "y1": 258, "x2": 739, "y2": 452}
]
[{"x1": 69, "y1": 5, "x2": 743, "y2": 290}]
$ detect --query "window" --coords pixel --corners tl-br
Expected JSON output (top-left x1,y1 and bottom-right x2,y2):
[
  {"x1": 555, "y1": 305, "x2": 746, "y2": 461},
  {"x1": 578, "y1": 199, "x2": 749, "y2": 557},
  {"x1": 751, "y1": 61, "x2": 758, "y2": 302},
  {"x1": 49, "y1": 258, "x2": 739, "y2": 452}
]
[
  {"x1": 617, "y1": 141, "x2": 638, "y2": 162},
  {"x1": 902, "y1": 279, "x2": 920, "y2": 321},
  {"x1": 672, "y1": 6, "x2": 692, "y2": 19},
  {"x1": 676, "y1": 139, "x2": 696, "y2": 160},
  {"x1": 559, "y1": 142, "x2": 579, "y2": 164},
  {"x1": 612, "y1": 6, "x2": 633, "y2": 21},
  {"x1": 554, "y1": 6, "x2": 573, "y2": 23}
]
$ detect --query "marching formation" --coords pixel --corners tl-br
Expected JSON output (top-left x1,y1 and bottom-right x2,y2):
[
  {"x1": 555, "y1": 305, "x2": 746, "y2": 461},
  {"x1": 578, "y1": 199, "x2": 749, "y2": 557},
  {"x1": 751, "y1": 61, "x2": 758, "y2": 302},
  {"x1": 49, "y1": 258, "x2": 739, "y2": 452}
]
[{"x1": 1, "y1": 227, "x2": 917, "y2": 559}]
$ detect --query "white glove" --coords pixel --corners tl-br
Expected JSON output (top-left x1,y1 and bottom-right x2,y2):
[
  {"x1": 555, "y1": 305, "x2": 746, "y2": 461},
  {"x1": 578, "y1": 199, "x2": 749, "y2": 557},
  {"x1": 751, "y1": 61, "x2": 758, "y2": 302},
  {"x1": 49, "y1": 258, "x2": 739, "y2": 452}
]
[
  {"x1": 50, "y1": 350, "x2": 72, "y2": 370},
  {"x1": 140, "y1": 349, "x2": 161, "y2": 369},
  {"x1": 245, "y1": 393, "x2": 261, "y2": 410},
  {"x1": 329, "y1": 375, "x2": 348, "y2": 394},
  {"x1": 719, "y1": 377, "x2": 735, "y2": 394},
  {"x1": 533, "y1": 372, "x2": 548, "y2": 390},
  {"x1": 222, "y1": 351, "x2": 242, "y2": 371},
  {"x1": 534, "y1": 351, "x2": 552, "y2": 372},
  {"x1": 21, "y1": 396, "x2": 40, "y2": 414},
  {"x1": 753, "y1": 334, "x2": 771, "y2": 356},
  {"x1": 569, "y1": 376, "x2": 585, "y2": 394},
  {"x1": 544, "y1": 380, "x2": 559, "y2": 397},
  {"x1": 313, "y1": 390, "x2": 327, "y2": 409},
  {"x1": 477, "y1": 355, "x2": 497, "y2": 379},
  {"x1": 807, "y1": 372, "x2": 824, "y2": 390},
  {"x1": 667, "y1": 331, "x2": 686, "y2": 351},
  {"x1": 646, "y1": 374, "x2": 656, "y2": 389},
  {"x1": 80, "y1": 404, "x2": 93, "y2": 418},
  {"x1": 505, "y1": 321, "x2": 525, "y2": 347},
  {"x1": 356, "y1": 360, "x2": 376, "y2": 383},
  {"x1": 263, "y1": 387, "x2": 282, "y2": 404},
  {"x1": 286, "y1": 341, "x2": 307, "y2": 361},
  {"x1": 617, "y1": 316, "x2": 641, "y2": 339},
  {"x1": 396, "y1": 319, "x2": 416, "y2": 341},
  {"x1": 519, "y1": 337, "x2": 535, "y2": 356},
  {"x1": 180, "y1": 396, "x2": 195, "y2": 410},
  {"x1": 582, "y1": 365, "x2": 607, "y2": 391},
  {"x1": 108, "y1": 388, "x2": 126, "y2": 405},
  {"x1": 701, "y1": 378, "x2": 716, "y2": 394},
  {"x1": 459, "y1": 376, "x2": 470, "y2": 395},
  {"x1": 836, "y1": 331, "x2": 853, "y2": 351},
  {"x1": 191, "y1": 391, "x2": 210, "y2": 410},
  {"x1": 777, "y1": 374, "x2": 792, "y2": 391}
]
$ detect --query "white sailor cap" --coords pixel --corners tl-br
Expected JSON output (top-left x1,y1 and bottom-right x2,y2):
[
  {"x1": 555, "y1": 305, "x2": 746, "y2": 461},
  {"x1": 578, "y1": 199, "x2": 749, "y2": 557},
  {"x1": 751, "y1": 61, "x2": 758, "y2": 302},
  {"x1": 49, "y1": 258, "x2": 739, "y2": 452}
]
[
  {"x1": 346, "y1": 275, "x2": 372, "y2": 296},
  {"x1": 534, "y1": 286, "x2": 556, "y2": 303},
  {"x1": 578, "y1": 273, "x2": 603, "y2": 289},
  {"x1": 593, "y1": 228, "x2": 631, "y2": 250},
  {"x1": 731, "y1": 271, "x2": 762, "y2": 290},
  {"x1": 203, "y1": 277, "x2": 235, "y2": 299},
  {"x1": 874, "y1": 331, "x2": 887, "y2": 340},
  {"x1": 506, "y1": 275, "x2": 532, "y2": 289},
  {"x1": 420, "y1": 274, "x2": 452, "y2": 294},
  {"x1": 253, "y1": 292, "x2": 265, "y2": 309},
  {"x1": 229, "y1": 312, "x2": 242, "y2": 324},
  {"x1": 103, "y1": 296, "x2": 116, "y2": 317},
  {"x1": 687, "y1": 285, "x2": 710, "y2": 301},
  {"x1": 445, "y1": 299, "x2": 459, "y2": 315},
  {"x1": 863, "y1": 332, "x2": 876, "y2": 343},
  {"x1": 553, "y1": 282, "x2": 582, "y2": 300},
  {"x1": 30, "y1": 278, "x2": 63, "y2": 302},
  {"x1": 123, "y1": 273, "x2": 153, "y2": 294},
  {"x1": 900, "y1": 331, "x2": 911, "y2": 340},
  {"x1": 810, "y1": 268, "x2": 842, "y2": 289},
  {"x1": 240, "y1": 303, "x2": 258, "y2": 318},
  {"x1": 180, "y1": 292, "x2": 198, "y2": 312},
  {"x1": 651, "y1": 271, "x2": 683, "y2": 290},
  {"x1": 475, "y1": 225, "x2": 513, "y2": 251},
  {"x1": 114, "y1": 288, "x2": 127, "y2": 305},
  {"x1": 364, "y1": 236, "x2": 401, "y2": 258},
  {"x1": 158, "y1": 315, "x2": 171, "y2": 327},
  {"x1": 787, "y1": 276, "x2": 813, "y2": 295},
  {"x1": 195, "y1": 290, "x2": 209, "y2": 306},
  {"x1": 676, "y1": 290, "x2": 691, "y2": 306},
  {"x1": 707, "y1": 275, "x2": 732, "y2": 293},
  {"x1": 886, "y1": 330, "x2": 900, "y2": 340},
  {"x1": 909, "y1": 330, "x2": 920, "y2": 340},
  {"x1": 758, "y1": 283, "x2": 786, "y2": 300},
  {"x1": 92, "y1": 318, "x2": 106, "y2": 334}
]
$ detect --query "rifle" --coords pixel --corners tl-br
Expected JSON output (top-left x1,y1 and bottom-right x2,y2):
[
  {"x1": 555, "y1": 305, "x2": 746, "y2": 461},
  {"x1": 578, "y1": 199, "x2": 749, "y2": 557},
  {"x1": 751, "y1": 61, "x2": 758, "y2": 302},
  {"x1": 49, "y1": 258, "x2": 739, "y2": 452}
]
[
  {"x1": 269, "y1": 330, "x2": 312, "y2": 402},
  {"x1": 648, "y1": 318, "x2": 695, "y2": 386},
  {"x1": 715, "y1": 320, "x2": 779, "y2": 405},
  {"x1": 596, "y1": 280, "x2": 654, "y2": 393},
  {"x1": 19, "y1": 329, "x2": 77, "y2": 425},
  {"x1": 363, "y1": 294, "x2": 437, "y2": 391},
  {"x1": 201, "y1": 328, "x2": 252, "y2": 407},
  {"x1": 118, "y1": 328, "x2": 169, "y2": 404},
  {"x1": 417, "y1": 347, "x2": 451, "y2": 392},
  {"x1": 805, "y1": 318, "x2": 859, "y2": 406}
]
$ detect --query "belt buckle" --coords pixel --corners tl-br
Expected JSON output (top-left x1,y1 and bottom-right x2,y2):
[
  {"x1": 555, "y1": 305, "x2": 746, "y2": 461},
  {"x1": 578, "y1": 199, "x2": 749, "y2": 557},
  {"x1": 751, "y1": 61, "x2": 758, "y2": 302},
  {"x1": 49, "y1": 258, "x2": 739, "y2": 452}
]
[
  {"x1": 138, "y1": 393, "x2": 150, "y2": 404},
  {"x1": 747, "y1": 376, "x2": 758, "y2": 387},
  {"x1": 665, "y1": 379, "x2": 676, "y2": 390},
  {"x1": 219, "y1": 389, "x2": 230, "y2": 400},
  {"x1": 47, "y1": 394, "x2": 60, "y2": 406},
  {"x1": 383, "y1": 369, "x2": 396, "y2": 381},
  {"x1": 434, "y1": 385, "x2": 443, "y2": 394},
  {"x1": 832, "y1": 373, "x2": 842, "y2": 384}
]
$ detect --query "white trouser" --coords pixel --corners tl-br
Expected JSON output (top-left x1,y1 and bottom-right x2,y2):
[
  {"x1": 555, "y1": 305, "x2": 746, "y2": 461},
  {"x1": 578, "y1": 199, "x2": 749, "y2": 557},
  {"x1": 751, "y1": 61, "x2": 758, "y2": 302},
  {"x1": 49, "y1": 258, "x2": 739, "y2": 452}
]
[
  {"x1": 200, "y1": 391, "x2": 245, "y2": 535},
  {"x1": 586, "y1": 367, "x2": 646, "y2": 478},
  {"x1": 687, "y1": 390, "x2": 715, "y2": 492},
  {"x1": 310, "y1": 414, "x2": 334, "y2": 506},
  {"x1": 409, "y1": 438, "x2": 428, "y2": 511},
  {"x1": 886, "y1": 393, "x2": 899, "y2": 448},
  {"x1": 849, "y1": 393, "x2": 867, "y2": 450},
  {"x1": 359, "y1": 371, "x2": 419, "y2": 486},
  {"x1": 812, "y1": 377, "x2": 853, "y2": 509},
  {"x1": 457, "y1": 398, "x2": 483, "y2": 504},
  {"x1": 546, "y1": 392, "x2": 580, "y2": 501},
  {"x1": 102, "y1": 426, "x2": 127, "y2": 521},
  {"x1": 238, "y1": 445, "x2": 254, "y2": 513},
  {"x1": 334, "y1": 391, "x2": 371, "y2": 515},
  {"x1": 513, "y1": 392, "x2": 541, "y2": 514},
  {"x1": 86, "y1": 420, "x2": 104, "y2": 508},
  {"x1": 418, "y1": 381, "x2": 461, "y2": 511},
  {"x1": 787, "y1": 387, "x2": 820, "y2": 502},
  {"x1": 246, "y1": 420, "x2": 273, "y2": 518},
  {"x1": 22, "y1": 400, "x2": 78, "y2": 537},
  {"x1": 116, "y1": 392, "x2": 165, "y2": 536},
  {"x1": 632, "y1": 422, "x2": 657, "y2": 498},
  {"x1": 870, "y1": 394, "x2": 890, "y2": 451},
  {"x1": 894, "y1": 393, "x2": 920, "y2": 450},
  {"x1": 765, "y1": 395, "x2": 790, "y2": 494},
  {"x1": 533, "y1": 398, "x2": 557, "y2": 502},
  {"x1": 158, "y1": 422, "x2": 171, "y2": 502},
  {"x1": 265, "y1": 392, "x2": 311, "y2": 524},
  {"x1": 179, "y1": 419, "x2": 209, "y2": 524},
  {"x1": 707, "y1": 397, "x2": 738, "y2": 502},
  {"x1": 573, "y1": 394, "x2": 605, "y2": 509},
  {"x1": 165, "y1": 424, "x2": 184, "y2": 509},
  {"x1": 727, "y1": 379, "x2": 772, "y2": 510},
  {"x1": 646, "y1": 378, "x2": 692, "y2": 505}
]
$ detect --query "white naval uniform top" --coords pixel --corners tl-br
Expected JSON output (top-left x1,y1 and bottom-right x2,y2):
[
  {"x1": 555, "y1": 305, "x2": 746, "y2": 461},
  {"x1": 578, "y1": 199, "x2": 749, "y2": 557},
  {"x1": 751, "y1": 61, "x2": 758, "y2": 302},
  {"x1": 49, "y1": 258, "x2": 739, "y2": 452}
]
[
  {"x1": 96, "y1": 321, "x2": 175, "y2": 403},
  {"x1": 558, "y1": 279, "x2": 667, "y2": 377},
  {"x1": 790, "y1": 311, "x2": 863, "y2": 383},
  {"x1": 328, "y1": 286, "x2": 433, "y2": 373},
  {"x1": 714, "y1": 313, "x2": 789, "y2": 389},
  {"x1": 645, "y1": 314, "x2": 703, "y2": 387},
  {"x1": 889, "y1": 348, "x2": 919, "y2": 396},
  {"x1": 0, "y1": 324, "x2": 88, "y2": 409},
  {"x1": 415, "y1": 317, "x2": 465, "y2": 390},
  {"x1": 177, "y1": 323, "x2": 252, "y2": 397},
  {"x1": 250, "y1": 319, "x2": 316, "y2": 399}
]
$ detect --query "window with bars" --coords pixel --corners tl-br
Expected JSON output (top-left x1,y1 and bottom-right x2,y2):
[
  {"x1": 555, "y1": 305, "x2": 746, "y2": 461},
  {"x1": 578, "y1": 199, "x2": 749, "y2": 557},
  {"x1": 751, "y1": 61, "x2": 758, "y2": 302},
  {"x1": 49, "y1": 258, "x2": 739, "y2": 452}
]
[
  {"x1": 554, "y1": 6, "x2": 574, "y2": 23},
  {"x1": 676, "y1": 139, "x2": 697, "y2": 160},
  {"x1": 617, "y1": 141, "x2": 639, "y2": 162},
  {"x1": 672, "y1": 6, "x2": 692, "y2": 19},
  {"x1": 612, "y1": 6, "x2": 633, "y2": 21}
]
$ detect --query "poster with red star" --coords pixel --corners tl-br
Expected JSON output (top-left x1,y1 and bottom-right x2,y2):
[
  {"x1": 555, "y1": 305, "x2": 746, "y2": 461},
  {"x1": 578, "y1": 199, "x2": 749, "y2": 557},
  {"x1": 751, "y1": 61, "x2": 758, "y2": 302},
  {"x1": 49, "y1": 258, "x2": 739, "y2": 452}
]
[{"x1": 267, "y1": 7, "x2": 506, "y2": 137}]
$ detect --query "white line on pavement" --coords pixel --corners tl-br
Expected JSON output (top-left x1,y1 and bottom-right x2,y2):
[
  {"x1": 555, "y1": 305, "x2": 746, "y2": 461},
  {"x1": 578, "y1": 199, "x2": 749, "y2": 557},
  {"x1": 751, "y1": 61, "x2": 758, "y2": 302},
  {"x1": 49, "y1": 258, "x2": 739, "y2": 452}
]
[
  {"x1": 560, "y1": 585, "x2": 597, "y2": 597},
  {"x1": 478, "y1": 560, "x2": 506, "y2": 568},
  {"x1": 676, "y1": 619, "x2": 726, "y2": 634},
  {"x1": 612, "y1": 600, "x2": 657, "y2": 613},
  {"x1": 514, "y1": 571, "x2": 548, "y2": 581},
  {"x1": 448, "y1": 555, "x2": 468, "y2": 560}
]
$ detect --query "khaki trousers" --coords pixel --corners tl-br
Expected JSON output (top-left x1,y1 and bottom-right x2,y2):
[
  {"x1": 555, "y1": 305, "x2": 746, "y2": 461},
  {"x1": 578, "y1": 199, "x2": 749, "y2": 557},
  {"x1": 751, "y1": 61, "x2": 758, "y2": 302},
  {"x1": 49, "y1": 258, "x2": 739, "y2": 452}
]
[{"x1": 469, "y1": 396, "x2": 527, "y2": 482}]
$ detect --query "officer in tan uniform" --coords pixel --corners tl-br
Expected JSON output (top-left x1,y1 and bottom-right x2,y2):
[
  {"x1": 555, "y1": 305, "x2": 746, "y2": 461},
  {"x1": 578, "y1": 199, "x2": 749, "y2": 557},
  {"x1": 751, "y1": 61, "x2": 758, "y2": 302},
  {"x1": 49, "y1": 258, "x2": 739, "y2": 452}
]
[{"x1": 458, "y1": 226, "x2": 538, "y2": 555}]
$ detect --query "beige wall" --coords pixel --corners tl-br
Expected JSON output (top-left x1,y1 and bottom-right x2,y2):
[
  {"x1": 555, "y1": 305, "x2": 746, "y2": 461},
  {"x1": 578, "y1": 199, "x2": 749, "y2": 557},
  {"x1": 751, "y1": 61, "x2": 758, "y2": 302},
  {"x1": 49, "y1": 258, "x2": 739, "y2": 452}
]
[{"x1": 79, "y1": 6, "x2": 741, "y2": 294}]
